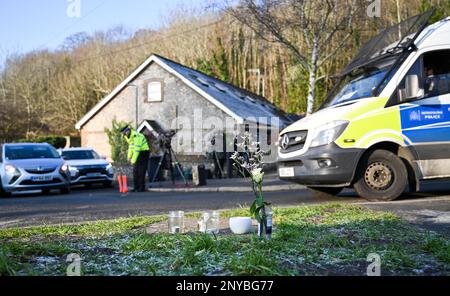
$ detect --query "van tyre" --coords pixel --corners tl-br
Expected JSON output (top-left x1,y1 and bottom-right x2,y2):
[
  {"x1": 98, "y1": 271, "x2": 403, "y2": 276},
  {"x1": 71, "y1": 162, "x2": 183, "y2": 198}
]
[
  {"x1": 354, "y1": 149, "x2": 407, "y2": 202},
  {"x1": 308, "y1": 187, "x2": 343, "y2": 198}
]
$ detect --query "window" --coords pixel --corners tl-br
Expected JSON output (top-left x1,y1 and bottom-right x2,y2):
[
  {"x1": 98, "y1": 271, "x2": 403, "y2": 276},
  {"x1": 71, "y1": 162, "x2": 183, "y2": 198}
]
[
  {"x1": 196, "y1": 77, "x2": 209, "y2": 87},
  {"x1": 147, "y1": 81, "x2": 162, "y2": 102},
  {"x1": 61, "y1": 150, "x2": 100, "y2": 160},
  {"x1": 5, "y1": 145, "x2": 60, "y2": 160},
  {"x1": 214, "y1": 83, "x2": 227, "y2": 93},
  {"x1": 395, "y1": 50, "x2": 450, "y2": 102}
]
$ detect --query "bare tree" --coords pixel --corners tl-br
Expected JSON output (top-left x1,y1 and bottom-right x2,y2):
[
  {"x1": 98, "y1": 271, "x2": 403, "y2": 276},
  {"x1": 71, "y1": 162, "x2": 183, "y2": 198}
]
[{"x1": 225, "y1": 0, "x2": 362, "y2": 114}]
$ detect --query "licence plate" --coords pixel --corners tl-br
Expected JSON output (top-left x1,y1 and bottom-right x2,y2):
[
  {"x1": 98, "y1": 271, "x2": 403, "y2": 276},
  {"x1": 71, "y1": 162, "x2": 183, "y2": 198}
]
[
  {"x1": 31, "y1": 175, "x2": 52, "y2": 182},
  {"x1": 86, "y1": 173, "x2": 101, "y2": 177},
  {"x1": 279, "y1": 167, "x2": 295, "y2": 177}
]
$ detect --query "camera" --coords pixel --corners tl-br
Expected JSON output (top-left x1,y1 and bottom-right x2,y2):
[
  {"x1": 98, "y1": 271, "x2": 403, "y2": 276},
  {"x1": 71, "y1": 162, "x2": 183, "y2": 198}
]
[
  {"x1": 145, "y1": 120, "x2": 176, "y2": 149},
  {"x1": 157, "y1": 129, "x2": 177, "y2": 149}
]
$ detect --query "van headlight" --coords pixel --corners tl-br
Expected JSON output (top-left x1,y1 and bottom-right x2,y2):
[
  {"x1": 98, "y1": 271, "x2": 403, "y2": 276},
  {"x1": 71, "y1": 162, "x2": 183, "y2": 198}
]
[{"x1": 310, "y1": 121, "x2": 349, "y2": 148}]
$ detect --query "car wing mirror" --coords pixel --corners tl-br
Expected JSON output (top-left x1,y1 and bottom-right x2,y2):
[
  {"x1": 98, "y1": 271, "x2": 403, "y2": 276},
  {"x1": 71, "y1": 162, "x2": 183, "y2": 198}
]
[
  {"x1": 371, "y1": 87, "x2": 378, "y2": 97},
  {"x1": 403, "y1": 74, "x2": 421, "y2": 101}
]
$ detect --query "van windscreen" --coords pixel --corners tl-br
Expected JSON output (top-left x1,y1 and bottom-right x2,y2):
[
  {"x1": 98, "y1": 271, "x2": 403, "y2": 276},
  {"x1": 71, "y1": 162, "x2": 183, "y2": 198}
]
[{"x1": 321, "y1": 67, "x2": 391, "y2": 109}]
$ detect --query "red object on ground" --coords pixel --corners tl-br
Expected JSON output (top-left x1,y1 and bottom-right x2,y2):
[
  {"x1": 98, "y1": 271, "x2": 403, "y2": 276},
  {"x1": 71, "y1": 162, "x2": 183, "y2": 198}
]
[
  {"x1": 122, "y1": 175, "x2": 129, "y2": 193},
  {"x1": 118, "y1": 175, "x2": 123, "y2": 193}
]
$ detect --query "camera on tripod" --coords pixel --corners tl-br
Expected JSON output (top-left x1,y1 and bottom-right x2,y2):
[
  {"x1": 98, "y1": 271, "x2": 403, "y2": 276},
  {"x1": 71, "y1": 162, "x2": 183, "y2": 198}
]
[
  {"x1": 144, "y1": 120, "x2": 177, "y2": 149},
  {"x1": 157, "y1": 129, "x2": 177, "y2": 149},
  {"x1": 146, "y1": 120, "x2": 187, "y2": 186}
]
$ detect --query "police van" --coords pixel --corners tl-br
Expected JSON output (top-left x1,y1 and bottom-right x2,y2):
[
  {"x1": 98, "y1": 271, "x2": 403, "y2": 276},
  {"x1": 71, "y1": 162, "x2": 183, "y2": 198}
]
[{"x1": 278, "y1": 10, "x2": 450, "y2": 201}]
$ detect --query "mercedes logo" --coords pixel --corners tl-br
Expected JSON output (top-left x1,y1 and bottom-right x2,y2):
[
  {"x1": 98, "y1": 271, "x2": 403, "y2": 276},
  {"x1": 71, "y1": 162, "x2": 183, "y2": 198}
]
[{"x1": 281, "y1": 134, "x2": 290, "y2": 150}]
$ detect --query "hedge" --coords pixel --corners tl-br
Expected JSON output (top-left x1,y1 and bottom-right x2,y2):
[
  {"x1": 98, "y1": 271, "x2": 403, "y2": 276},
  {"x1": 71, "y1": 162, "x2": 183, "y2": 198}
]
[{"x1": 18, "y1": 136, "x2": 67, "y2": 149}]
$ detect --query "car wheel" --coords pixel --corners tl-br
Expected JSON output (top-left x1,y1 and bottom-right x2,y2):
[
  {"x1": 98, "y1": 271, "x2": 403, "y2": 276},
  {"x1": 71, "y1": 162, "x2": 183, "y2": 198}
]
[
  {"x1": 353, "y1": 149, "x2": 407, "y2": 202},
  {"x1": 0, "y1": 185, "x2": 12, "y2": 198},
  {"x1": 308, "y1": 187, "x2": 344, "y2": 198},
  {"x1": 103, "y1": 181, "x2": 113, "y2": 188},
  {"x1": 0, "y1": 184, "x2": 12, "y2": 198},
  {"x1": 60, "y1": 187, "x2": 71, "y2": 195}
]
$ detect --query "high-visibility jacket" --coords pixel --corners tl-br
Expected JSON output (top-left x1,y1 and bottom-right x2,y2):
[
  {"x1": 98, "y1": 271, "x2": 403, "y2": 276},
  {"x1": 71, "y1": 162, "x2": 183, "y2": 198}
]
[{"x1": 125, "y1": 129, "x2": 150, "y2": 165}]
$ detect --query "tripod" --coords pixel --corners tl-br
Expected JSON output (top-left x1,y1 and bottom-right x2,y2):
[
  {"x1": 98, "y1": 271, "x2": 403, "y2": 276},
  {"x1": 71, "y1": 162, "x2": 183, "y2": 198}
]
[
  {"x1": 210, "y1": 136, "x2": 225, "y2": 178},
  {"x1": 150, "y1": 144, "x2": 188, "y2": 186}
]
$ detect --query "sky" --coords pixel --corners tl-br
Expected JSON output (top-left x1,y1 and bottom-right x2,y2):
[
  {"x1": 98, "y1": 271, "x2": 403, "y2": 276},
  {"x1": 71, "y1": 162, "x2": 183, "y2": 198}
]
[{"x1": 0, "y1": 0, "x2": 207, "y2": 57}]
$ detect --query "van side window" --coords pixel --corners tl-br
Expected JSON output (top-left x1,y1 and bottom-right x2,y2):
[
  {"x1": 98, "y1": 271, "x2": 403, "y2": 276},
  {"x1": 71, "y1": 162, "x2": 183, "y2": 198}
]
[
  {"x1": 395, "y1": 50, "x2": 450, "y2": 102},
  {"x1": 423, "y1": 50, "x2": 450, "y2": 98}
]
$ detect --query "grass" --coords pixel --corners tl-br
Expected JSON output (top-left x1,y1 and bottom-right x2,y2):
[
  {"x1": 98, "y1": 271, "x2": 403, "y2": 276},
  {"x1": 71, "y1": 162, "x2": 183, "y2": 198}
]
[{"x1": 0, "y1": 203, "x2": 448, "y2": 276}]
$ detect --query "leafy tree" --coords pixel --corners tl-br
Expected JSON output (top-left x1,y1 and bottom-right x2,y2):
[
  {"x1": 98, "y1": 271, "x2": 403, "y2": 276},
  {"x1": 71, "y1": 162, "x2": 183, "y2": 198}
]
[
  {"x1": 226, "y1": 0, "x2": 361, "y2": 115},
  {"x1": 195, "y1": 37, "x2": 230, "y2": 82},
  {"x1": 18, "y1": 136, "x2": 67, "y2": 149},
  {"x1": 420, "y1": 0, "x2": 450, "y2": 24},
  {"x1": 104, "y1": 119, "x2": 130, "y2": 164}
]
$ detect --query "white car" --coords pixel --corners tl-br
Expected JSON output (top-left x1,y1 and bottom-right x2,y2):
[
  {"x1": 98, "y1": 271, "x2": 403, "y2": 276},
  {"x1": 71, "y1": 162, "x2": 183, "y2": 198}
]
[
  {"x1": 1, "y1": 143, "x2": 71, "y2": 197},
  {"x1": 59, "y1": 148, "x2": 114, "y2": 188}
]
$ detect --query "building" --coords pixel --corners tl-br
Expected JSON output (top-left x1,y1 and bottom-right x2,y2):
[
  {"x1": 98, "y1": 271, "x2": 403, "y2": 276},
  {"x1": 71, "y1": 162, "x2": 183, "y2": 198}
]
[{"x1": 75, "y1": 54, "x2": 293, "y2": 168}]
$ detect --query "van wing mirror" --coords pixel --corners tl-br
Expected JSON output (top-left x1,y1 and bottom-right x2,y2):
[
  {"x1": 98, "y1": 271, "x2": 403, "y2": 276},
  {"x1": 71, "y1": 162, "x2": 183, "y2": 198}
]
[{"x1": 403, "y1": 74, "x2": 420, "y2": 101}]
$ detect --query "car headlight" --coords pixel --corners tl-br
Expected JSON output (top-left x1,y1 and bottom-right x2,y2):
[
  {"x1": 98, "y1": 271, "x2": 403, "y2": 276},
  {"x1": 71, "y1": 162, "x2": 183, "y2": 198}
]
[
  {"x1": 106, "y1": 163, "x2": 114, "y2": 174},
  {"x1": 68, "y1": 166, "x2": 79, "y2": 177},
  {"x1": 60, "y1": 163, "x2": 69, "y2": 173},
  {"x1": 5, "y1": 164, "x2": 20, "y2": 175},
  {"x1": 310, "y1": 121, "x2": 349, "y2": 148}
]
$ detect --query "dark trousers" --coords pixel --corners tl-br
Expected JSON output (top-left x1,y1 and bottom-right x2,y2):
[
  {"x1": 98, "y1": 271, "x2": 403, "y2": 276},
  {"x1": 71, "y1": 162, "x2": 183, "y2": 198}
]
[{"x1": 133, "y1": 150, "x2": 150, "y2": 191}]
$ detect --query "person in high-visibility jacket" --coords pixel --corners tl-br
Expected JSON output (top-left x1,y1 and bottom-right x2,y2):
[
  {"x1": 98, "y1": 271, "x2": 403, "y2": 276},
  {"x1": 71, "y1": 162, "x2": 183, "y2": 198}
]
[{"x1": 120, "y1": 125, "x2": 150, "y2": 192}]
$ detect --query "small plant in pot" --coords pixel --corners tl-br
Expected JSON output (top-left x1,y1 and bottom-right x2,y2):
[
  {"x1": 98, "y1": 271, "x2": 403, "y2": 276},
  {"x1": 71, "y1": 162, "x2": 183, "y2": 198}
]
[{"x1": 230, "y1": 132, "x2": 272, "y2": 239}]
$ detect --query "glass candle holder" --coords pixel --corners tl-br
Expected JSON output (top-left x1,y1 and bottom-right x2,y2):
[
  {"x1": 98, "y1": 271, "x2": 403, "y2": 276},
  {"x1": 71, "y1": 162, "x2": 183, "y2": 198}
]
[
  {"x1": 168, "y1": 211, "x2": 185, "y2": 234},
  {"x1": 202, "y1": 211, "x2": 220, "y2": 234}
]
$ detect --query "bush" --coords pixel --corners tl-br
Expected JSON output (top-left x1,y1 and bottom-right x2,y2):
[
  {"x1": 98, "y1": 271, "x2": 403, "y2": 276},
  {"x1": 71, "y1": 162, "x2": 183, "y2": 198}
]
[
  {"x1": 18, "y1": 136, "x2": 67, "y2": 149},
  {"x1": 105, "y1": 119, "x2": 130, "y2": 164}
]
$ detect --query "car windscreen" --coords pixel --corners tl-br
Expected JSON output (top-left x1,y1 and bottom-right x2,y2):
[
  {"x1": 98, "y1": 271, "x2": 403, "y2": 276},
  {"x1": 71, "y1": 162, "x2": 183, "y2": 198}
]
[
  {"x1": 5, "y1": 145, "x2": 60, "y2": 160},
  {"x1": 61, "y1": 150, "x2": 100, "y2": 160}
]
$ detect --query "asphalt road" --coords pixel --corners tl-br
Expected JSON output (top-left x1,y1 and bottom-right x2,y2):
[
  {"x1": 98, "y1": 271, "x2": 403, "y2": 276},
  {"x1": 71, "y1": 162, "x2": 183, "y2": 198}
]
[{"x1": 0, "y1": 182, "x2": 449, "y2": 236}]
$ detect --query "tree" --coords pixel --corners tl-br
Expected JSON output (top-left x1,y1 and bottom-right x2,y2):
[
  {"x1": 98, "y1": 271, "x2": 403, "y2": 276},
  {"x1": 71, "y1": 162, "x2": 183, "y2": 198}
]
[
  {"x1": 105, "y1": 119, "x2": 130, "y2": 164},
  {"x1": 226, "y1": 0, "x2": 362, "y2": 114}
]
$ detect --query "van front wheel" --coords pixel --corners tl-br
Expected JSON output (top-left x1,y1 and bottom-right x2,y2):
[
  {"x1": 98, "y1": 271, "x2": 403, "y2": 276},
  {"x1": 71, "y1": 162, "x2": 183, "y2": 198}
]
[{"x1": 354, "y1": 149, "x2": 407, "y2": 202}]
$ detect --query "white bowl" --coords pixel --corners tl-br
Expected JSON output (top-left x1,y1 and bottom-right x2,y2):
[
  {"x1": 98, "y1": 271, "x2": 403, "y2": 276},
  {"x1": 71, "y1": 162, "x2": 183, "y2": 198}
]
[{"x1": 229, "y1": 217, "x2": 252, "y2": 234}]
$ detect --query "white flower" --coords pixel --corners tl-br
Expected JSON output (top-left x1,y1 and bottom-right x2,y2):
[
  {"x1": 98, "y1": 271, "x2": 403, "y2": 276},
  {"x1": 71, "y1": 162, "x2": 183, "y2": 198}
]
[
  {"x1": 251, "y1": 168, "x2": 264, "y2": 184},
  {"x1": 230, "y1": 151, "x2": 239, "y2": 160}
]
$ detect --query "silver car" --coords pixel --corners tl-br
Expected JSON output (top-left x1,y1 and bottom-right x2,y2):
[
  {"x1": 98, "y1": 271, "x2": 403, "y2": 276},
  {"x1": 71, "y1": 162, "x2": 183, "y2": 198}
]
[
  {"x1": 59, "y1": 148, "x2": 114, "y2": 187},
  {"x1": 0, "y1": 143, "x2": 71, "y2": 197}
]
